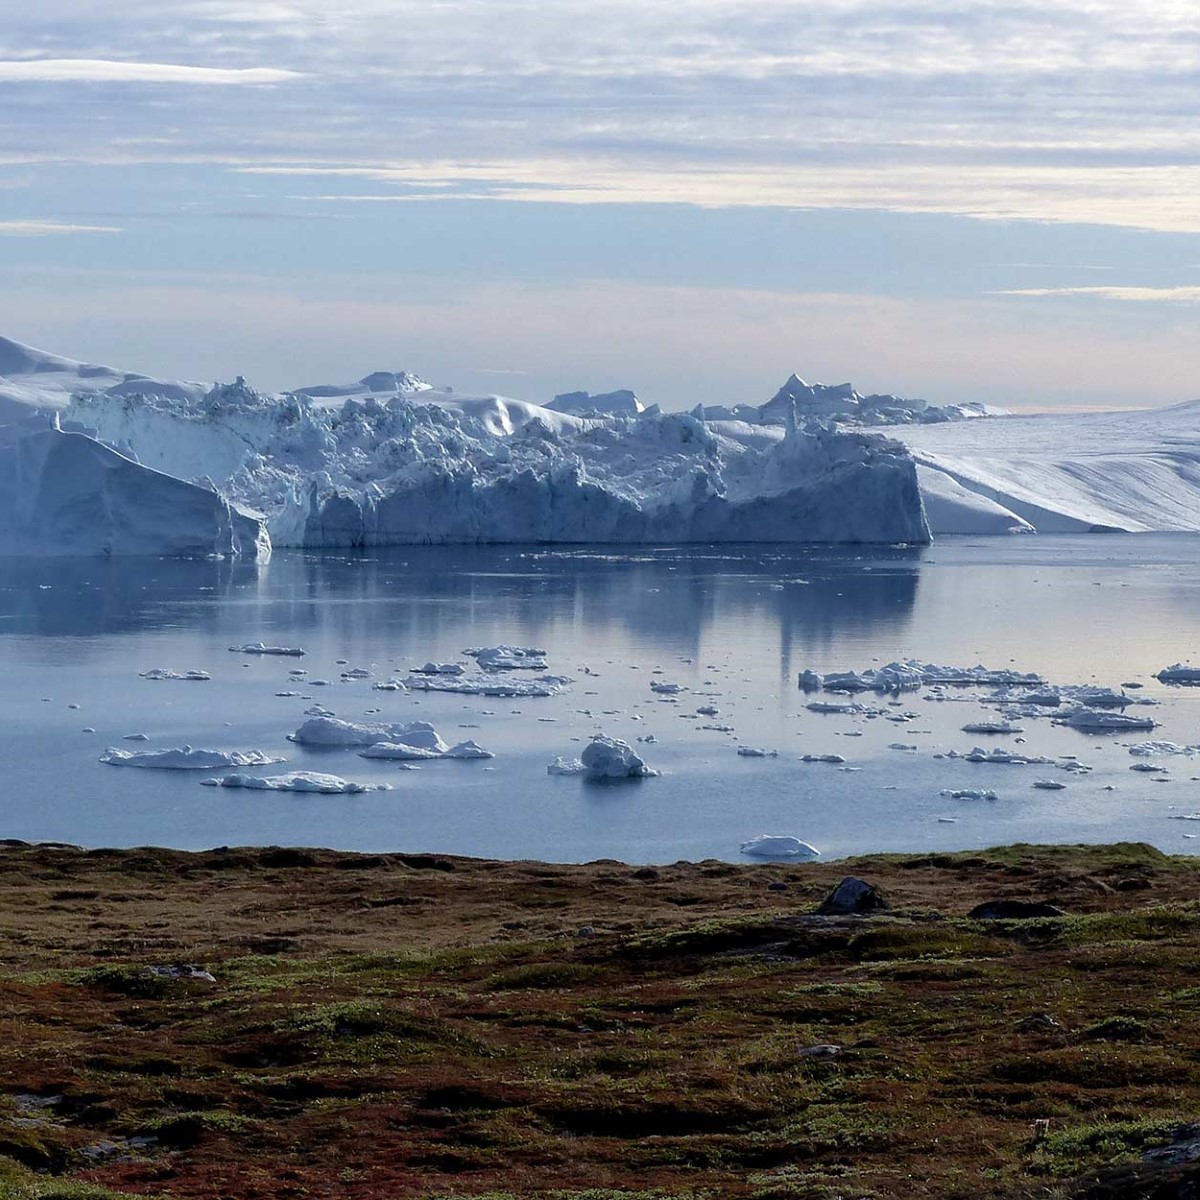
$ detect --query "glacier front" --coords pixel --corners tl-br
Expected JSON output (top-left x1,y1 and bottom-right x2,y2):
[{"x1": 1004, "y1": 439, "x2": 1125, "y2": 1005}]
[{"x1": 62, "y1": 377, "x2": 930, "y2": 548}]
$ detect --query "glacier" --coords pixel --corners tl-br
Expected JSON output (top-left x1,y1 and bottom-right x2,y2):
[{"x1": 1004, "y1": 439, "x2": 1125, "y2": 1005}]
[
  {"x1": 9, "y1": 329, "x2": 1200, "y2": 552},
  {"x1": 59, "y1": 373, "x2": 930, "y2": 549}
]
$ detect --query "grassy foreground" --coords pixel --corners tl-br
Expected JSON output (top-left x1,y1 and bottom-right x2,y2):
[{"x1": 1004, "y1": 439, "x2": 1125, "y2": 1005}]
[{"x1": 1, "y1": 839, "x2": 1199, "y2": 1199}]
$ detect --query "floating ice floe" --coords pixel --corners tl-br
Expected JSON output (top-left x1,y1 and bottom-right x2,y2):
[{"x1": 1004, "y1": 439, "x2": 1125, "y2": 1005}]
[
  {"x1": 101, "y1": 746, "x2": 285, "y2": 770},
  {"x1": 547, "y1": 756, "x2": 586, "y2": 776},
  {"x1": 358, "y1": 742, "x2": 444, "y2": 761},
  {"x1": 122, "y1": 733, "x2": 150, "y2": 742},
  {"x1": 1032, "y1": 779, "x2": 1067, "y2": 790},
  {"x1": 962, "y1": 721, "x2": 1024, "y2": 734},
  {"x1": 650, "y1": 681, "x2": 684, "y2": 694},
  {"x1": 739, "y1": 834, "x2": 820, "y2": 859},
  {"x1": 289, "y1": 716, "x2": 448, "y2": 751},
  {"x1": 941, "y1": 788, "x2": 999, "y2": 801},
  {"x1": 444, "y1": 740, "x2": 495, "y2": 760},
  {"x1": 228, "y1": 642, "x2": 305, "y2": 657},
  {"x1": 1130, "y1": 762, "x2": 1168, "y2": 773},
  {"x1": 806, "y1": 701, "x2": 869, "y2": 715},
  {"x1": 579, "y1": 735, "x2": 658, "y2": 781},
  {"x1": 404, "y1": 673, "x2": 571, "y2": 698},
  {"x1": 1157, "y1": 664, "x2": 1200, "y2": 685},
  {"x1": 340, "y1": 668, "x2": 371, "y2": 680},
  {"x1": 139, "y1": 668, "x2": 210, "y2": 682},
  {"x1": 737, "y1": 746, "x2": 778, "y2": 757},
  {"x1": 466, "y1": 646, "x2": 549, "y2": 671},
  {"x1": 372, "y1": 679, "x2": 407, "y2": 691},
  {"x1": 201, "y1": 771, "x2": 390, "y2": 794},
  {"x1": 1129, "y1": 741, "x2": 1200, "y2": 756},
  {"x1": 964, "y1": 746, "x2": 1051, "y2": 766},
  {"x1": 801, "y1": 660, "x2": 1045, "y2": 695},
  {"x1": 802, "y1": 753, "x2": 846, "y2": 764},
  {"x1": 696, "y1": 704, "x2": 720, "y2": 716},
  {"x1": 1057, "y1": 708, "x2": 1158, "y2": 732},
  {"x1": 412, "y1": 662, "x2": 465, "y2": 676}
]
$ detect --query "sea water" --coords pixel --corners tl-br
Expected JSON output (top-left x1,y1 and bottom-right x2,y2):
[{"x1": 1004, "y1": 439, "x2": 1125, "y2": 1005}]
[{"x1": 1, "y1": 537, "x2": 1199, "y2": 863}]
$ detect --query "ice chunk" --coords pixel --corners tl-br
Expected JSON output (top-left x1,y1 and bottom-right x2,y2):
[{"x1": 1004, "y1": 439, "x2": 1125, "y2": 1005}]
[
  {"x1": 1032, "y1": 779, "x2": 1067, "y2": 790},
  {"x1": 358, "y1": 742, "x2": 444, "y2": 761},
  {"x1": 289, "y1": 716, "x2": 448, "y2": 752},
  {"x1": 547, "y1": 756, "x2": 586, "y2": 776},
  {"x1": 1157, "y1": 664, "x2": 1200, "y2": 685},
  {"x1": 465, "y1": 646, "x2": 549, "y2": 671},
  {"x1": 201, "y1": 771, "x2": 390, "y2": 794},
  {"x1": 1129, "y1": 741, "x2": 1200, "y2": 756},
  {"x1": 962, "y1": 721, "x2": 1024, "y2": 734},
  {"x1": 579, "y1": 735, "x2": 658, "y2": 781},
  {"x1": 443, "y1": 739, "x2": 495, "y2": 760},
  {"x1": 228, "y1": 643, "x2": 305, "y2": 657},
  {"x1": 940, "y1": 788, "x2": 999, "y2": 801},
  {"x1": 737, "y1": 746, "x2": 778, "y2": 757},
  {"x1": 404, "y1": 674, "x2": 570, "y2": 697},
  {"x1": 739, "y1": 834, "x2": 820, "y2": 859},
  {"x1": 101, "y1": 747, "x2": 285, "y2": 770},
  {"x1": 139, "y1": 668, "x2": 210, "y2": 682},
  {"x1": 802, "y1": 753, "x2": 846, "y2": 764},
  {"x1": 413, "y1": 662, "x2": 465, "y2": 676},
  {"x1": 1058, "y1": 708, "x2": 1157, "y2": 731}
]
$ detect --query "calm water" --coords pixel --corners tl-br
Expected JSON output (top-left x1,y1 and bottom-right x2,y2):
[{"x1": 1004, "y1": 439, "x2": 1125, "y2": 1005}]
[{"x1": 2, "y1": 537, "x2": 1200, "y2": 863}]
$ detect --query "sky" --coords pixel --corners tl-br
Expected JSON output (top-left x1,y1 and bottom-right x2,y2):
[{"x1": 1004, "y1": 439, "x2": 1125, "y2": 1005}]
[{"x1": 1, "y1": 0, "x2": 1200, "y2": 410}]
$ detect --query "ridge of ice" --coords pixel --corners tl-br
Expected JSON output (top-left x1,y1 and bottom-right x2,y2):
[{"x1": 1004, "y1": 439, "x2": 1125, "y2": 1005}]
[
  {"x1": 101, "y1": 747, "x2": 285, "y2": 770},
  {"x1": 739, "y1": 834, "x2": 820, "y2": 859},
  {"x1": 201, "y1": 771, "x2": 390, "y2": 794}
]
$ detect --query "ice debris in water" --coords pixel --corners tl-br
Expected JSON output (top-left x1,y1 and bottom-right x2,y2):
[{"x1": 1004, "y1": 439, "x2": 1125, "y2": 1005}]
[
  {"x1": 739, "y1": 834, "x2": 820, "y2": 859},
  {"x1": 1057, "y1": 708, "x2": 1157, "y2": 732},
  {"x1": 802, "y1": 753, "x2": 846, "y2": 764},
  {"x1": 201, "y1": 771, "x2": 390, "y2": 794},
  {"x1": 547, "y1": 756, "x2": 586, "y2": 776},
  {"x1": 650, "y1": 681, "x2": 684, "y2": 694},
  {"x1": 801, "y1": 660, "x2": 1045, "y2": 694},
  {"x1": 806, "y1": 701, "x2": 869, "y2": 715},
  {"x1": 101, "y1": 747, "x2": 285, "y2": 770},
  {"x1": 412, "y1": 662, "x2": 465, "y2": 676},
  {"x1": 962, "y1": 720, "x2": 1024, "y2": 734},
  {"x1": 941, "y1": 788, "x2": 999, "y2": 801},
  {"x1": 405, "y1": 674, "x2": 571, "y2": 698},
  {"x1": 139, "y1": 668, "x2": 210, "y2": 682},
  {"x1": 579, "y1": 735, "x2": 658, "y2": 781},
  {"x1": 964, "y1": 747, "x2": 1051, "y2": 766},
  {"x1": 362, "y1": 739, "x2": 494, "y2": 761},
  {"x1": 737, "y1": 746, "x2": 778, "y2": 757},
  {"x1": 1157, "y1": 664, "x2": 1200, "y2": 685},
  {"x1": 228, "y1": 642, "x2": 305, "y2": 657},
  {"x1": 1032, "y1": 779, "x2": 1067, "y2": 790},
  {"x1": 466, "y1": 646, "x2": 549, "y2": 671},
  {"x1": 289, "y1": 716, "x2": 448, "y2": 752},
  {"x1": 1129, "y1": 741, "x2": 1200, "y2": 756}
]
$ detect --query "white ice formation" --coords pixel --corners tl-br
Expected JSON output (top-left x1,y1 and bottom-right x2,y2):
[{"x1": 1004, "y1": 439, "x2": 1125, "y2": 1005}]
[
  {"x1": 201, "y1": 771, "x2": 390, "y2": 794},
  {"x1": 739, "y1": 834, "x2": 820, "y2": 859},
  {"x1": 51, "y1": 360, "x2": 929, "y2": 550},
  {"x1": 405, "y1": 674, "x2": 571, "y2": 698},
  {"x1": 579, "y1": 735, "x2": 658, "y2": 781},
  {"x1": 288, "y1": 716, "x2": 448, "y2": 751},
  {"x1": 229, "y1": 643, "x2": 306, "y2": 657},
  {"x1": 101, "y1": 746, "x2": 285, "y2": 770},
  {"x1": 139, "y1": 668, "x2": 211, "y2": 682},
  {"x1": 1157, "y1": 664, "x2": 1200, "y2": 685}
]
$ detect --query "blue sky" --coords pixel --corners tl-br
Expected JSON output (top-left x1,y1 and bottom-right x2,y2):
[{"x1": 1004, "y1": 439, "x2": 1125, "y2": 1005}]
[{"x1": 2, "y1": 0, "x2": 1200, "y2": 409}]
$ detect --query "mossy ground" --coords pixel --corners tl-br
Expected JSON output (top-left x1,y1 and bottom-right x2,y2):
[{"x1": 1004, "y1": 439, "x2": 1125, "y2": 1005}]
[{"x1": 0, "y1": 840, "x2": 1196, "y2": 1198}]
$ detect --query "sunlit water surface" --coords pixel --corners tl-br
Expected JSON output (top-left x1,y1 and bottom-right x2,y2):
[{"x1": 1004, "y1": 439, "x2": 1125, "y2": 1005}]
[{"x1": 2, "y1": 537, "x2": 1200, "y2": 863}]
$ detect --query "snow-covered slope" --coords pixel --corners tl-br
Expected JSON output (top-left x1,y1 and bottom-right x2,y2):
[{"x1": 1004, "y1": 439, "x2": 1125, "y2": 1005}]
[
  {"x1": 0, "y1": 334, "x2": 207, "y2": 424},
  {"x1": 890, "y1": 402, "x2": 1200, "y2": 534},
  {"x1": 66, "y1": 380, "x2": 930, "y2": 547},
  {"x1": 0, "y1": 416, "x2": 268, "y2": 558}
]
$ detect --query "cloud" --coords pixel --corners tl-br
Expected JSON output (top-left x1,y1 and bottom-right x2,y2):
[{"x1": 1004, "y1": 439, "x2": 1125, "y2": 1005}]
[
  {"x1": 0, "y1": 220, "x2": 122, "y2": 235},
  {"x1": 0, "y1": 59, "x2": 302, "y2": 85},
  {"x1": 998, "y1": 285, "x2": 1200, "y2": 302}
]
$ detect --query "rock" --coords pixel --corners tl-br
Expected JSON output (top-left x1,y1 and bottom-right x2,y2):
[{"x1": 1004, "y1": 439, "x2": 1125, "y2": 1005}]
[
  {"x1": 817, "y1": 876, "x2": 889, "y2": 915},
  {"x1": 767, "y1": 881, "x2": 789, "y2": 892},
  {"x1": 968, "y1": 899, "x2": 1066, "y2": 920},
  {"x1": 1115, "y1": 877, "x2": 1152, "y2": 892},
  {"x1": 145, "y1": 964, "x2": 217, "y2": 984},
  {"x1": 1015, "y1": 1012, "x2": 1063, "y2": 1033},
  {"x1": 798, "y1": 1044, "x2": 842, "y2": 1059}
]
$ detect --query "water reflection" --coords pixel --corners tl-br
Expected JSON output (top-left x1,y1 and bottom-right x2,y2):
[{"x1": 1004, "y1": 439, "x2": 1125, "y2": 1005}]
[{"x1": 0, "y1": 545, "x2": 924, "y2": 653}]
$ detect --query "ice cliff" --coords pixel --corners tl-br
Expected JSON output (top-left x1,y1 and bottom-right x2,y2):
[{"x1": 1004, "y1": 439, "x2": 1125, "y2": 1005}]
[
  {"x1": 63, "y1": 377, "x2": 930, "y2": 548},
  {"x1": 0, "y1": 416, "x2": 268, "y2": 558}
]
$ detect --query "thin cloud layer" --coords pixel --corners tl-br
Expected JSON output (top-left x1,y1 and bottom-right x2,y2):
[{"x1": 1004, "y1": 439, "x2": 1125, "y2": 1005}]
[
  {"x1": 2, "y1": 1, "x2": 1200, "y2": 229},
  {"x1": 0, "y1": 59, "x2": 301, "y2": 84}
]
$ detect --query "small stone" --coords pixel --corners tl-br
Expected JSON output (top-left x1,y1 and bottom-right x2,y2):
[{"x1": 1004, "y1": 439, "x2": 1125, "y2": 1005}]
[
  {"x1": 1115, "y1": 877, "x2": 1152, "y2": 892},
  {"x1": 577, "y1": 925, "x2": 596, "y2": 939},
  {"x1": 767, "y1": 881, "x2": 789, "y2": 892}
]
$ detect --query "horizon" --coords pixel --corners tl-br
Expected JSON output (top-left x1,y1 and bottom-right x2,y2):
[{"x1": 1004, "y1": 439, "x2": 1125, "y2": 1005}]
[{"x1": 3, "y1": 1, "x2": 1200, "y2": 410}]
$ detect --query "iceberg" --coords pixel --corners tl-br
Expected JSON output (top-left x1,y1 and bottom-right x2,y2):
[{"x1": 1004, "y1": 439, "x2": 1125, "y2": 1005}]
[
  {"x1": 0, "y1": 420, "x2": 267, "y2": 559},
  {"x1": 200, "y1": 771, "x2": 390, "y2": 794},
  {"x1": 579, "y1": 735, "x2": 658, "y2": 781},
  {"x1": 288, "y1": 716, "x2": 449, "y2": 751},
  {"x1": 100, "y1": 747, "x2": 285, "y2": 770},
  {"x1": 739, "y1": 834, "x2": 820, "y2": 859}
]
